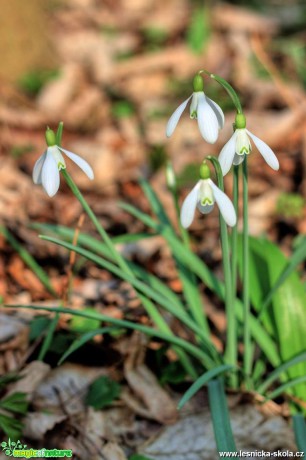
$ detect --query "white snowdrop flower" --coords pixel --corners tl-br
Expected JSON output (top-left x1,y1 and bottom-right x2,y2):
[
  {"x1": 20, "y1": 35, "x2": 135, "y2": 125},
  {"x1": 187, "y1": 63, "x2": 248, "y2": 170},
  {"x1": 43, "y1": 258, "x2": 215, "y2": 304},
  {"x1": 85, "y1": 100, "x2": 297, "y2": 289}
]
[
  {"x1": 218, "y1": 113, "x2": 279, "y2": 176},
  {"x1": 180, "y1": 162, "x2": 236, "y2": 229},
  {"x1": 166, "y1": 74, "x2": 224, "y2": 144},
  {"x1": 33, "y1": 128, "x2": 94, "y2": 197}
]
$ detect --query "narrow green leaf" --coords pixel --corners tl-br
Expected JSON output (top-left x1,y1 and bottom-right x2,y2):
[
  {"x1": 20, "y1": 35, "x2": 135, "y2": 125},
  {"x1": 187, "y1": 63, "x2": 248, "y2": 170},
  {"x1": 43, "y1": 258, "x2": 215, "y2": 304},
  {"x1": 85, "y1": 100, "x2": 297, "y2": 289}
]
[
  {"x1": 120, "y1": 203, "x2": 280, "y2": 368},
  {"x1": 39, "y1": 235, "x2": 218, "y2": 367},
  {"x1": 257, "y1": 351, "x2": 306, "y2": 394},
  {"x1": 207, "y1": 378, "x2": 238, "y2": 455},
  {"x1": 0, "y1": 393, "x2": 28, "y2": 414},
  {"x1": 267, "y1": 375, "x2": 306, "y2": 401},
  {"x1": 293, "y1": 414, "x2": 306, "y2": 453},
  {"x1": 34, "y1": 226, "x2": 200, "y2": 376},
  {"x1": 0, "y1": 413, "x2": 23, "y2": 440},
  {"x1": 58, "y1": 327, "x2": 119, "y2": 365},
  {"x1": 140, "y1": 179, "x2": 210, "y2": 339},
  {"x1": 178, "y1": 365, "x2": 234, "y2": 410},
  {"x1": 6, "y1": 304, "x2": 213, "y2": 366},
  {"x1": 38, "y1": 313, "x2": 59, "y2": 361}
]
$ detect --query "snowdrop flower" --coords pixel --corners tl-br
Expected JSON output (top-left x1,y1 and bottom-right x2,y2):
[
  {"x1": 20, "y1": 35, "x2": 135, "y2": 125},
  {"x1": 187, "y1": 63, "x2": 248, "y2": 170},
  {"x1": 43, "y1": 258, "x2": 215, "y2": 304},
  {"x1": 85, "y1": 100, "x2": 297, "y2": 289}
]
[
  {"x1": 180, "y1": 162, "x2": 236, "y2": 228},
  {"x1": 218, "y1": 113, "x2": 279, "y2": 176},
  {"x1": 166, "y1": 74, "x2": 224, "y2": 144},
  {"x1": 33, "y1": 128, "x2": 94, "y2": 197}
]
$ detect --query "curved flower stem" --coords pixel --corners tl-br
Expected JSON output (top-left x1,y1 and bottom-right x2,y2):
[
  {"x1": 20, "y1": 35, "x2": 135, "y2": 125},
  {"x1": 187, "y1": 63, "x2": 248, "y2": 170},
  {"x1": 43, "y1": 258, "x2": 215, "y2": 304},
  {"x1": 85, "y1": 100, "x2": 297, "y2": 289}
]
[
  {"x1": 243, "y1": 158, "x2": 252, "y2": 388},
  {"x1": 207, "y1": 157, "x2": 237, "y2": 387}
]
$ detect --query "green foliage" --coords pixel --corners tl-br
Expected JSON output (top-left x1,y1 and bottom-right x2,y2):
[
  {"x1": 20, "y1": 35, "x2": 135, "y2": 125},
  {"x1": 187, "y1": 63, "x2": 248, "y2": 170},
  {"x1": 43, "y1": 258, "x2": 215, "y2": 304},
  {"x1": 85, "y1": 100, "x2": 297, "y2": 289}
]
[
  {"x1": 18, "y1": 69, "x2": 59, "y2": 96},
  {"x1": 129, "y1": 455, "x2": 154, "y2": 460},
  {"x1": 186, "y1": 6, "x2": 210, "y2": 54},
  {"x1": 142, "y1": 27, "x2": 168, "y2": 51},
  {"x1": 148, "y1": 144, "x2": 168, "y2": 172},
  {"x1": 29, "y1": 316, "x2": 52, "y2": 341},
  {"x1": 276, "y1": 193, "x2": 304, "y2": 219},
  {"x1": 111, "y1": 100, "x2": 135, "y2": 119},
  {"x1": 293, "y1": 415, "x2": 306, "y2": 452},
  {"x1": 208, "y1": 378, "x2": 237, "y2": 453},
  {"x1": 85, "y1": 376, "x2": 121, "y2": 409},
  {"x1": 178, "y1": 365, "x2": 234, "y2": 410},
  {"x1": 70, "y1": 307, "x2": 101, "y2": 333},
  {"x1": 238, "y1": 235, "x2": 306, "y2": 404},
  {"x1": 0, "y1": 393, "x2": 28, "y2": 440},
  {"x1": 10, "y1": 144, "x2": 34, "y2": 159}
]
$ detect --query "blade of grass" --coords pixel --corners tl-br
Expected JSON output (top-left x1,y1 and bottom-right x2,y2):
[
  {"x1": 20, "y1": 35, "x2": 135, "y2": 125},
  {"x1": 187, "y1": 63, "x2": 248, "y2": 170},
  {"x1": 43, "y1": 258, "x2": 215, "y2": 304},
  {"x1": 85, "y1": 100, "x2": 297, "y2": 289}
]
[
  {"x1": 40, "y1": 235, "x2": 219, "y2": 368},
  {"x1": 6, "y1": 304, "x2": 214, "y2": 365},
  {"x1": 32, "y1": 223, "x2": 187, "y2": 316},
  {"x1": 142, "y1": 177, "x2": 210, "y2": 335},
  {"x1": 59, "y1": 174, "x2": 199, "y2": 377},
  {"x1": 257, "y1": 351, "x2": 306, "y2": 394},
  {"x1": 38, "y1": 313, "x2": 59, "y2": 361},
  {"x1": 207, "y1": 378, "x2": 238, "y2": 456},
  {"x1": 58, "y1": 326, "x2": 120, "y2": 365},
  {"x1": 178, "y1": 364, "x2": 234, "y2": 410},
  {"x1": 120, "y1": 203, "x2": 281, "y2": 368},
  {"x1": 266, "y1": 376, "x2": 306, "y2": 401}
]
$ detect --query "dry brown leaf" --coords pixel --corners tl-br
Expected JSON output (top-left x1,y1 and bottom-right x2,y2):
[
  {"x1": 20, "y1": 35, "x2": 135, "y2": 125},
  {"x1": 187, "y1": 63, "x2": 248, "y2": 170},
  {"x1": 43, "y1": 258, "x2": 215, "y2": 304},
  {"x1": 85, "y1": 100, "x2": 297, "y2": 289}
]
[
  {"x1": 124, "y1": 333, "x2": 178, "y2": 424},
  {"x1": 23, "y1": 412, "x2": 67, "y2": 441},
  {"x1": 139, "y1": 405, "x2": 297, "y2": 460},
  {"x1": 32, "y1": 363, "x2": 113, "y2": 414},
  {"x1": 7, "y1": 361, "x2": 50, "y2": 399}
]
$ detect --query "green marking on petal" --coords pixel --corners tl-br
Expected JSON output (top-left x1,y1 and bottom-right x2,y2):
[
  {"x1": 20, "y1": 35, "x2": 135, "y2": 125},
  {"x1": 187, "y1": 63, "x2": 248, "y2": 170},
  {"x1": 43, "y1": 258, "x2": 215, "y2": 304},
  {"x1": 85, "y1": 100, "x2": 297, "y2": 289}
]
[
  {"x1": 239, "y1": 146, "x2": 249, "y2": 154},
  {"x1": 190, "y1": 110, "x2": 197, "y2": 119},
  {"x1": 201, "y1": 197, "x2": 213, "y2": 205},
  {"x1": 58, "y1": 162, "x2": 66, "y2": 170}
]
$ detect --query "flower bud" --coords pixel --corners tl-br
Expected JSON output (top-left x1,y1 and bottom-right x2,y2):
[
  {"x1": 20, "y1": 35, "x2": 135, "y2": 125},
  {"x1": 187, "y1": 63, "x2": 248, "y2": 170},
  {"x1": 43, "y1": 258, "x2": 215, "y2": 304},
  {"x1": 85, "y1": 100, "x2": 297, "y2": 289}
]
[
  {"x1": 45, "y1": 128, "x2": 57, "y2": 147},
  {"x1": 199, "y1": 161, "x2": 211, "y2": 180},
  {"x1": 235, "y1": 113, "x2": 246, "y2": 129},
  {"x1": 193, "y1": 74, "x2": 204, "y2": 92}
]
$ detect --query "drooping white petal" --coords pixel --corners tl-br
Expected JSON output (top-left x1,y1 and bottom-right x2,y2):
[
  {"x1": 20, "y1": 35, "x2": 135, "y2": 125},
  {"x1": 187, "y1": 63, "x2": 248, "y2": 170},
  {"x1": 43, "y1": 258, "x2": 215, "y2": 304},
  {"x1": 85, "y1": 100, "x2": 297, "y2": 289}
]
[
  {"x1": 41, "y1": 150, "x2": 60, "y2": 197},
  {"x1": 233, "y1": 153, "x2": 245, "y2": 166},
  {"x1": 205, "y1": 97, "x2": 225, "y2": 129},
  {"x1": 197, "y1": 94, "x2": 219, "y2": 143},
  {"x1": 218, "y1": 131, "x2": 237, "y2": 176},
  {"x1": 246, "y1": 130, "x2": 279, "y2": 171},
  {"x1": 59, "y1": 147, "x2": 94, "y2": 179},
  {"x1": 180, "y1": 181, "x2": 201, "y2": 229},
  {"x1": 209, "y1": 179, "x2": 236, "y2": 227},
  {"x1": 33, "y1": 152, "x2": 46, "y2": 184},
  {"x1": 166, "y1": 95, "x2": 192, "y2": 137}
]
